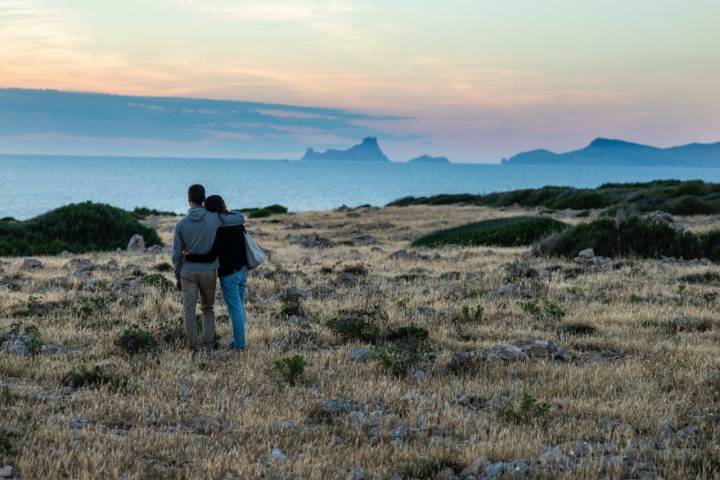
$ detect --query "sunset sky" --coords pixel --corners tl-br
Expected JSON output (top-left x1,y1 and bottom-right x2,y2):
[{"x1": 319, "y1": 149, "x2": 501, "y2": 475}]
[{"x1": 1, "y1": 0, "x2": 719, "y2": 162}]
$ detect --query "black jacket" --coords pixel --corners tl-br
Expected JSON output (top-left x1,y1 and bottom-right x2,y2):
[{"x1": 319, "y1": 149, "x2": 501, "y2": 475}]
[{"x1": 185, "y1": 224, "x2": 247, "y2": 277}]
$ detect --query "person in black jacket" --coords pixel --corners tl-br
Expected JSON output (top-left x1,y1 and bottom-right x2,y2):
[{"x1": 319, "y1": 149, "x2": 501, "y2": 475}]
[{"x1": 185, "y1": 195, "x2": 248, "y2": 351}]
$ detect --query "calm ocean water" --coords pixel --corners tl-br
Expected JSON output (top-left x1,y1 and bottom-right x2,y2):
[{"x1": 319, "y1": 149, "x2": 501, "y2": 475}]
[{"x1": 3, "y1": 154, "x2": 720, "y2": 220}]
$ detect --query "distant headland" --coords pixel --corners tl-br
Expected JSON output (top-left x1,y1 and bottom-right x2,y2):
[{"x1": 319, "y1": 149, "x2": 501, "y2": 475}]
[
  {"x1": 502, "y1": 138, "x2": 720, "y2": 168},
  {"x1": 407, "y1": 154, "x2": 450, "y2": 164},
  {"x1": 300, "y1": 137, "x2": 451, "y2": 163}
]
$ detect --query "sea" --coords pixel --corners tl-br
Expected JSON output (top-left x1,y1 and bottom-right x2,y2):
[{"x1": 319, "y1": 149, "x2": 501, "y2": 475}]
[{"x1": 3, "y1": 154, "x2": 720, "y2": 220}]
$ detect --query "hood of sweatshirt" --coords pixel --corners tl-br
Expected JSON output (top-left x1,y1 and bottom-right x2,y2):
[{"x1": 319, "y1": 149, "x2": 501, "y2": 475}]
[{"x1": 186, "y1": 207, "x2": 207, "y2": 222}]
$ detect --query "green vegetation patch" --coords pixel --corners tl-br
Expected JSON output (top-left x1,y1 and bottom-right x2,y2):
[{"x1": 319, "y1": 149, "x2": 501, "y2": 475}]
[
  {"x1": 0, "y1": 202, "x2": 162, "y2": 256},
  {"x1": 412, "y1": 216, "x2": 568, "y2": 248},
  {"x1": 243, "y1": 204, "x2": 288, "y2": 218},
  {"x1": 388, "y1": 179, "x2": 720, "y2": 216},
  {"x1": 541, "y1": 216, "x2": 720, "y2": 262}
]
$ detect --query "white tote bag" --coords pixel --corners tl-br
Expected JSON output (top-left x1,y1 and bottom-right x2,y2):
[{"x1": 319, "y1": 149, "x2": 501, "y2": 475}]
[{"x1": 244, "y1": 230, "x2": 267, "y2": 270}]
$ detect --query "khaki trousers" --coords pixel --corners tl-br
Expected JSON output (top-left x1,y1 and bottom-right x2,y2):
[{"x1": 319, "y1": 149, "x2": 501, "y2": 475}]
[{"x1": 180, "y1": 270, "x2": 217, "y2": 351}]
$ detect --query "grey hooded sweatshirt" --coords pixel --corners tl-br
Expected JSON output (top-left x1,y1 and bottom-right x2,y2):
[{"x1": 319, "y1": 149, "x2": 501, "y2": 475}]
[{"x1": 172, "y1": 207, "x2": 245, "y2": 279}]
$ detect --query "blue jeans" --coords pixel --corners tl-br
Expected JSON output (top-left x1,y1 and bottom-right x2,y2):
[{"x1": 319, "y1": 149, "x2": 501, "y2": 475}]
[{"x1": 219, "y1": 267, "x2": 247, "y2": 350}]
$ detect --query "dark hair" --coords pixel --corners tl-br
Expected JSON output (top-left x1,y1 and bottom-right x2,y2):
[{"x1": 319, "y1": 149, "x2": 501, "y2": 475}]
[
  {"x1": 204, "y1": 195, "x2": 228, "y2": 214},
  {"x1": 188, "y1": 184, "x2": 206, "y2": 205}
]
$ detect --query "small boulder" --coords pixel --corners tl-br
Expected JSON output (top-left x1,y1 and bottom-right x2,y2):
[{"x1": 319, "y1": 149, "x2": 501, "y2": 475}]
[
  {"x1": 126, "y1": 234, "x2": 145, "y2": 252},
  {"x1": 389, "y1": 249, "x2": 410, "y2": 260},
  {"x1": 21, "y1": 258, "x2": 43, "y2": 270},
  {"x1": 69, "y1": 416, "x2": 89, "y2": 429},
  {"x1": 672, "y1": 316, "x2": 700, "y2": 332},
  {"x1": 0, "y1": 465, "x2": 14, "y2": 479},
  {"x1": 487, "y1": 344, "x2": 528, "y2": 361},
  {"x1": 577, "y1": 248, "x2": 595, "y2": 259},
  {"x1": 270, "y1": 448, "x2": 287, "y2": 462}
]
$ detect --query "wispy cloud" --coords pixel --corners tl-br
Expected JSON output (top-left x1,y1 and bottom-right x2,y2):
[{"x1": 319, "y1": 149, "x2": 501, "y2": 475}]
[{"x1": 171, "y1": 0, "x2": 367, "y2": 42}]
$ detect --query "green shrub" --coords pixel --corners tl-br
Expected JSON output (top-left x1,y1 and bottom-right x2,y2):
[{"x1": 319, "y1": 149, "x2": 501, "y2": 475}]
[
  {"x1": 412, "y1": 216, "x2": 569, "y2": 248},
  {"x1": 140, "y1": 273, "x2": 174, "y2": 291},
  {"x1": 243, "y1": 204, "x2": 288, "y2": 218},
  {"x1": 62, "y1": 363, "x2": 126, "y2": 391},
  {"x1": 273, "y1": 355, "x2": 306, "y2": 386},
  {"x1": 374, "y1": 326, "x2": 431, "y2": 377},
  {"x1": 132, "y1": 207, "x2": 179, "y2": 219},
  {"x1": 117, "y1": 328, "x2": 157, "y2": 354},
  {"x1": 455, "y1": 305, "x2": 484, "y2": 323},
  {"x1": 665, "y1": 196, "x2": 720, "y2": 215},
  {"x1": 387, "y1": 180, "x2": 720, "y2": 216},
  {"x1": 0, "y1": 202, "x2": 162, "y2": 256},
  {"x1": 153, "y1": 262, "x2": 173, "y2": 272},
  {"x1": 326, "y1": 316, "x2": 381, "y2": 343},
  {"x1": 496, "y1": 393, "x2": 551, "y2": 423},
  {"x1": 543, "y1": 216, "x2": 720, "y2": 262},
  {"x1": 280, "y1": 292, "x2": 303, "y2": 317},
  {"x1": 72, "y1": 295, "x2": 110, "y2": 318}
]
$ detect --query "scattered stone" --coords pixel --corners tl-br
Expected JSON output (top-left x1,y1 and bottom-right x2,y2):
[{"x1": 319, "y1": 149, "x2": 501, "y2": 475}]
[
  {"x1": 71, "y1": 258, "x2": 96, "y2": 276},
  {"x1": 514, "y1": 338, "x2": 573, "y2": 362},
  {"x1": 413, "y1": 369, "x2": 426, "y2": 380},
  {"x1": 270, "y1": 448, "x2": 287, "y2": 462},
  {"x1": 336, "y1": 272, "x2": 358, "y2": 287},
  {"x1": 671, "y1": 316, "x2": 700, "y2": 332},
  {"x1": 1, "y1": 335, "x2": 31, "y2": 355},
  {"x1": 312, "y1": 285, "x2": 337, "y2": 299},
  {"x1": 322, "y1": 399, "x2": 354, "y2": 415},
  {"x1": 457, "y1": 393, "x2": 484, "y2": 408},
  {"x1": 350, "y1": 465, "x2": 366, "y2": 480},
  {"x1": 440, "y1": 271, "x2": 462, "y2": 281},
  {"x1": 69, "y1": 417, "x2": 89, "y2": 429},
  {"x1": 280, "y1": 420, "x2": 295, "y2": 430},
  {"x1": 126, "y1": 234, "x2": 145, "y2": 252},
  {"x1": 288, "y1": 234, "x2": 333, "y2": 248},
  {"x1": 578, "y1": 248, "x2": 594, "y2": 259},
  {"x1": 707, "y1": 369, "x2": 720, "y2": 386},
  {"x1": 59, "y1": 250, "x2": 74, "y2": 257},
  {"x1": 488, "y1": 344, "x2": 528, "y2": 361},
  {"x1": 435, "y1": 467, "x2": 457, "y2": 480},
  {"x1": 330, "y1": 434, "x2": 344, "y2": 445},
  {"x1": 0, "y1": 466, "x2": 14, "y2": 479},
  {"x1": 350, "y1": 347, "x2": 369, "y2": 361},
  {"x1": 499, "y1": 282, "x2": 520, "y2": 296},
  {"x1": 503, "y1": 261, "x2": 538, "y2": 281},
  {"x1": 389, "y1": 249, "x2": 410, "y2": 260},
  {"x1": 539, "y1": 446, "x2": 573, "y2": 468},
  {"x1": 644, "y1": 210, "x2": 674, "y2": 224},
  {"x1": 57, "y1": 386, "x2": 76, "y2": 396},
  {"x1": 21, "y1": 258, "x2": 43, "y2": 270},
  {"x1": 188, "y1": 416, "x2": 224, "y2": 435}
]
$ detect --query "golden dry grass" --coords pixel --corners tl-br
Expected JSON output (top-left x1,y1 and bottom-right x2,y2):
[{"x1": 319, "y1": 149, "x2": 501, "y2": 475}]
[{"x1": 1, "y1": 205, "x2": 719, "y2": 479}]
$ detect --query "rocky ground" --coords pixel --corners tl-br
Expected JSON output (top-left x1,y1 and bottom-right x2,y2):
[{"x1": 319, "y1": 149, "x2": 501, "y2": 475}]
[{"x1": 1, "y1": 205, "x2": 719, "y2": 479}]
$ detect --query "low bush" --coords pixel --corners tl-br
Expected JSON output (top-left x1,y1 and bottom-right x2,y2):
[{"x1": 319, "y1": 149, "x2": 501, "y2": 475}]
[
  {"x1": 374, "y1": 326, "x2": 431, "y2": 377},
  {"x1": 243, "y1": 204, "x2": 288, "y2": 218},
  {"x1": 388, "y1": 180, "x2": 720, "y2": 216},
  {"x1": 0, "y1": 202, "x2": 162, "y2": 256},
  {"x1": 62, "y1": 363, "x2": 126, "y2": 391},
  {"x1": 117, "y1": 328, "x2": 157, "y2": 354},
  {"x1": 496, "y1": 393, "x2": 551, "y2": 424},
  {"x1": 326, "y1": 316, "x2": 381, "y2": 343},
  {"x1": 273, "y1": 355, "x2": 306, "y2": 386},
  {"x1": 140, "y1": 273, "x2": 174, "y2": 291},
  {"x1": 132, "y1": 207, "x2": 179, "y2": 219},
  {"x1": 412, "y1": 216, "x2": 569, "y2": 248},
  {"x1": 541, "y1": 216, "x2": 720, "y2": 262}
]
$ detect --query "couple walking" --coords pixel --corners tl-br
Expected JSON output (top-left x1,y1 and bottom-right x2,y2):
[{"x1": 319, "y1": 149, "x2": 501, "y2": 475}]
[{"x1": 171, "y1": 184, "x2": 250, "y2": 356}]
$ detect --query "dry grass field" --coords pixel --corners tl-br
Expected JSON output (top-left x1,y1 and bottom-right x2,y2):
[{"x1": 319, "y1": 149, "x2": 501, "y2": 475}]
[{"x1": 1, "y1": 205, "x2": 719, "y2": 479}]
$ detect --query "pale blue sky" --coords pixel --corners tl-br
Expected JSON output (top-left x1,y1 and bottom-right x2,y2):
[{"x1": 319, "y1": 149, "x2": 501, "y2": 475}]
[{"x1": 1, "y1": 0, "x2": 718, "y2": 161}]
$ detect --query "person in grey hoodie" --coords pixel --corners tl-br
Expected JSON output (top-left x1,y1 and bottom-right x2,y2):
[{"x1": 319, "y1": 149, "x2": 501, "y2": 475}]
[{"x1": 172, "y1": 184, "x2": 245, "y2": 355}]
